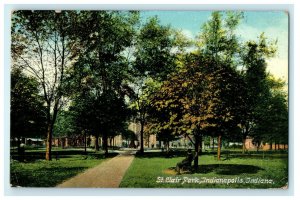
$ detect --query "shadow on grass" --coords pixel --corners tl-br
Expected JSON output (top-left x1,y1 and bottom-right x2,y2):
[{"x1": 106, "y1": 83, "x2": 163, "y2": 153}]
[
  {"x1": 228, "y1": 154, "x2": 288, "y2": 160},
  {"x1": 135, "y1": 150, "x2": 288, "y2": 160},
  {"x1": 11, "y1": 151, "x2": 118, "y2": 162},
  {"x1": 196, "y1": 164, "x2": 263, "y2": 175},
  {"x1": 165, "y1": 164, "x2": 263, "y2": 176},
  {"x1": 136, "y1": 150, "x2": 190, "y2": 158},
  {"x1": 10, "y1": 166, "x2": 87, "y2": 187}
]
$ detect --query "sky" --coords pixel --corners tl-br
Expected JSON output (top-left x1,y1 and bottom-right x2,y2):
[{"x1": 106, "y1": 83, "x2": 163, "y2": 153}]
[{"x1": 140, "y1": 11, "x2": 289, "y2": 85}]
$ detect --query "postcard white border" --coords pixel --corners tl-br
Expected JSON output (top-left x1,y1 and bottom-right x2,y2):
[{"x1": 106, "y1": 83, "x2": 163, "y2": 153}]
[{"x1": 2, "y1": 2, "x2": 296, "y2": 198}]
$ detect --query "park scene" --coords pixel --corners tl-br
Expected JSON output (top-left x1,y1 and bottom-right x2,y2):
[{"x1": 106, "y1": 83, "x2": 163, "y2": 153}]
[{"x1": 10, "y1": 10, "x2": 288, "y2": 188}]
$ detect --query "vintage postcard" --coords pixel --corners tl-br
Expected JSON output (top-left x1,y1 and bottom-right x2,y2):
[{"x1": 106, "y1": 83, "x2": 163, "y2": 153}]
[{"x1": 10, "y1": 10, "x2": 288, "y2": 189}]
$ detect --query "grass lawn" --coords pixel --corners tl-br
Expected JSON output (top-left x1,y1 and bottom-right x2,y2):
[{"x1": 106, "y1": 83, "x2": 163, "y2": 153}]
[
  {"x1": 120, "y1": 151, "x2": 288, "y2": 188},
  {"x1": 10, "y1": 148, "x2": 114, "y2": 187}
]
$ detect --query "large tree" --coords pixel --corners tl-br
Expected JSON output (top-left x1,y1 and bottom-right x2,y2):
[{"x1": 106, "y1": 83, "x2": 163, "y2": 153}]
[
  {"x1": 196, "y1": 11, "x2": 245, "y2": 160},
  {"x1": 150, "y1": 52, "x2": 244, "y2": 167},
  {"x1": 250, "y1": 76, "x2": 288, "y2": 151},
  {"x1": 149, "y1": 11, "x2": 246, "y2": 166},
  {"x1": 239, "y1": 34, "x2": 277, "y2": 153},
  {"x1": 67, "y1": 11, "x2": 138, "y2": 156},
  {"x1": 131, "y1": 17, "x2": 177, "y2": 154},
  {"x1": 68, "y1": 76, "x2": 131, "y2": 156},
  {"x1": 11, "y1": 11, "x2": 75, "y2": 160}
]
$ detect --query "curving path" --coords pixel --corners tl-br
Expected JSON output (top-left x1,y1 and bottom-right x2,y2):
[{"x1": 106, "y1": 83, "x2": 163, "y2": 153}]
[{"x1": 57, "y1": 151, "x2": 135, "y2": 188}]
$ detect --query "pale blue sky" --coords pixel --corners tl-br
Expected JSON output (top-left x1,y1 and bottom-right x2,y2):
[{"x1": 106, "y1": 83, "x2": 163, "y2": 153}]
[{"x1": 140, "y1": 11, "x2": 289, "y2": 82}]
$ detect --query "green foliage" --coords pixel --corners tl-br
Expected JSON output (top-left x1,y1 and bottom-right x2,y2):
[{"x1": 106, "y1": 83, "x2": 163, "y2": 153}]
[
  {"x1": 53, "y1": 110, "x2": 76, "y2": 137},
  {"x1": 149, "y1": 54, "x2": 245, "y2": 146},
  {"x1": 148, "y1": 12, "x2": 246, "y2": 146},
  {"x1": 11, "y1": 10, "x2": 288, "y2": 161},
  {"x1": 128, "y1": 17, "x2": 180, "y2": 153},
  {"x1": 251, "y1": 77, "x2": 288, "y2": 146},
  {"x1": 147, "y1": 11, "x2": 287, "y2": 162},
  {"x1": 70, "y1": 89, "x2": 130, "y2": 137},
  {"x1": 11, "y1": 68, "x2": 47, "y2": 139},
  {"x1": 134, "y1": 17, "x2": 177, "y2": 80},
  {"x1": 11, "y1": 10, "x2": 78, "y2": 160},
  {"x1": 198, "y1": 11, "x2": 243, "y2": 65},
  {"x1": 122, "y1": 129, "x2": 136, "y2": 141},
  {"x1": 64, "y1": 11, "x2": 140, "y2": 154},
  {"x1": 239, "y1": 33, "x2": 284, "y2": 149}
]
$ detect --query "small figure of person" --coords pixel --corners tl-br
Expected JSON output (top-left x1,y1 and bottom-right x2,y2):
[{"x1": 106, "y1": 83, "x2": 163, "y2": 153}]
[{"x1": 176, "y1": 149, "x2": 194, "y2": 174}]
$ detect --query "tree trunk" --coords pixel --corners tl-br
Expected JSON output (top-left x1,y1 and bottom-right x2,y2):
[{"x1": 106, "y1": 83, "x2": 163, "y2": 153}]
[
  {"x1": 45, "y1": 102, "x2": 59, "y2": 161},
  {"x1": 95, "y1": 135, "x2": 100, "y2": 152},
  {"x1": 242, "y1": 126, "x2": 249, "y2": 154},
  {"x1": 140, "y1": 121, "x2": 144, "y2": 154},
  {"x1": 102, "y1": 134, "x2": 108, "y2": 157},
  {"x1": 199, "y1": 135, "x2": 203, "y2": 155},
  {"x1": 45, "y1": 124, "x2": 52, "y2": 161},
  {"x1": 242, "y1": 135, "x2": 246, "y2": 154},
  {"x1": 217, "y1": 135, "x2": 222, "y2": 161},
  {"x1": 109, "y1": 137, "x2": 113, "y2": 148},
  {"x1": 270, "y1": 142, "x2": 273, "y2": 150},
  {"x1": 84, "y1": 131, "x2": 87, "y2": 154},
  {"x1": 212, "y1": 137, "x2": 215, "y2": 151},
  {"x1": 167, "y1": 140, "x2": 170, "y2": 153},
  {"x1": 194, "y1": 135, "x2": 200, "y2": 170},
  {"x1": 17, "y1": 137, "x2": 21, "y2": 154}
]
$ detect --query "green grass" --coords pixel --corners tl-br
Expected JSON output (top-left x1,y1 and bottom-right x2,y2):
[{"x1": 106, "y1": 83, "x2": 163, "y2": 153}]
[
  {"x1": 10, "y1": 149, "x2": 115, "y2": 187},
  {"x1": 120, "y1": 152, "x2": 288, "y2": 188}
]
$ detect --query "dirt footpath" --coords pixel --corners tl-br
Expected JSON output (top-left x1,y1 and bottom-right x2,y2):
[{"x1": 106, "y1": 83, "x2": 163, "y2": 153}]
[{"x1": 57, "y1": 151, "x2": 135, "y2": 188}]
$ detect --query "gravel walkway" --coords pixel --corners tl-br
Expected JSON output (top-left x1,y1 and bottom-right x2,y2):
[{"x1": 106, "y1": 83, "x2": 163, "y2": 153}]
[{"x1": 57, "y1": 151, "x2": 135, "y2": 188}]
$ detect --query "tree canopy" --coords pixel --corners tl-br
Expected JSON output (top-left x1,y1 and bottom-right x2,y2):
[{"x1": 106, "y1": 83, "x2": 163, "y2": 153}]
[
  {"x1": 11, "y1": 68, "x2": 47, "y2": 141},
  {"x1": 11, "y1": 10, "x2": 288, "y2": 162}
]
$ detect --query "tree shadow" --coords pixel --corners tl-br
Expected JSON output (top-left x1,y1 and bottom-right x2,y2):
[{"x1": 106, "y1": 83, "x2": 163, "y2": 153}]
[
  {"x1": 136, "y1": 150, "x2": 188, "y2": 158},
  {"x1": 10, "y1": 151, "x2": 118, "y2": 162},
  {"x1": 228, "y1": 154, "x2": 288, "y2": 160},
  {"x1": 165, "y1": 164, "x2": 263, "y2": 175},
  {"x1": 10, "y1": 166, "x2": 87, "y2": 187},
  {"x1": 196, "y1": 164, "x2": 263, "y2": 175}
]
